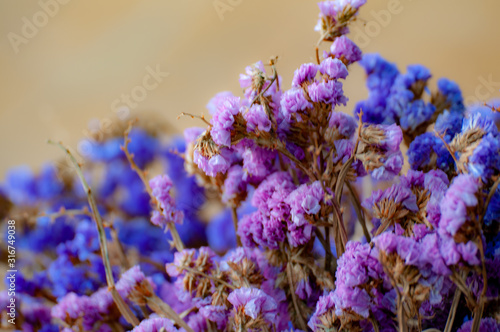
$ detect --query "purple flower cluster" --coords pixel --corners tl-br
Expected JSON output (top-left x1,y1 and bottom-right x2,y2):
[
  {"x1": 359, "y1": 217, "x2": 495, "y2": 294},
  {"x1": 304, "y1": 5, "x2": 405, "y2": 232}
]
[
  {"x1": 438, "y1": 174, "x2": 482, "y2": 266},
  {"x1": 3, "y1": 1, "x2": 500, "y2": 331},
  {"x1": 357, "y1": 123, "x2": 404, "y2": 180}
]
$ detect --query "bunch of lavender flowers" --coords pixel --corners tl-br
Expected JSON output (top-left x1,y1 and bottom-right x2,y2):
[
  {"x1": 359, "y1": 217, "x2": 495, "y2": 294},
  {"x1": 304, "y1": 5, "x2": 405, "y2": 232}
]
[{"x1": 1, "y1": 1, "x2": 500, "y2": 332}]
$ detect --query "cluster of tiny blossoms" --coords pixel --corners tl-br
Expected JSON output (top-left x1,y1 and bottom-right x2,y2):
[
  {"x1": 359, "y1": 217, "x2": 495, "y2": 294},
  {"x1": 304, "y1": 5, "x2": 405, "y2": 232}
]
[{"x1": 1, "y1": 1, "x2": 500, "y2": 332}]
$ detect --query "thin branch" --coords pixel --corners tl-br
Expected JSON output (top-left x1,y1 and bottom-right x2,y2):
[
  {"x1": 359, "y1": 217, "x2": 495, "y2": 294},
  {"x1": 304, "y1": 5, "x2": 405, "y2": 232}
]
[
  {"x1": 48, "y1": 140, "x2": 139, "y2": 327},
  {"x1": 231, "y1": 206, "x2": 242, "y2": 247}
]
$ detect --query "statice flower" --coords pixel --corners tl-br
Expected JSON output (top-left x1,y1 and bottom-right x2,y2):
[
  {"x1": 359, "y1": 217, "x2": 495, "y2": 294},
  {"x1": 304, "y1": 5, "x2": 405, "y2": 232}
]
[
  {"x1": 318, "y1": 57, "x2": 348, "y2": 80},
  {"x1": 206, "y1": 91, "x2": 234, "y2": 114},
  {"x1": 408, "y1": 132, "x2": 455, "y2": 174},
  {"x1": 116, "y1": 265, "x2": 146, "y2": 298},
  {"x1": 459, "y1": 112, "x2": 499, "y2": 138},
  {"x1": 308, "y1": 80, "x2": 346, "y2": 106},
  {"x1": 149, "y1": 174, "x2": 184, "y2": 227},
  {"x1": 484, "y1": 188, "x2": 500, "y2": 227},
  {"x1": 3, "y1": 165, "x2": 57, "y2": 205},
  {"x1": 243, "y1": 104, "x2": 272, "y2": 133},
  {"x1": 363, "y1": 182, "x2": 418, "y2": 233},
  {"x1": 331, "y1": 241, "x2": 388, "y2": 327},
  {"x1": 206, "y1": 203, "x2": 255, "y2": 252},
  {"x1": 193, "y1": 146, "x2": 233, "y2": 177},
  {"x1": 467, "y1": 98, "x2": 500, "y2": 125},
  {"x1": 398, "y1": 169, "x2": 449, "y2": 228},
  {"x1": 238, "y1": 142, "x2": 277, "y2": 182},
  {"x1": 315, "y1": 0, "x2": 367, "y2": 40},
  {"x1": 437, "y1": 77, "x2": 465, "y2": 113},
  {"x1": 292, "y1": 63, "x2": 318, "y2": 87},
  {"x1": 286, "y1": 181, "x2": 324, "y2": 226},
  {"x1": 327, "y1": 111, "x2": 357, "y2": 140},
  {"x1": 80, "y1": 127, "x2": 159, "y2": 168},
  {"x1": 467, "y1": 133, "x2": 500, "y2": 181},
  {"x1": 308, "y1": 292, "x2": 336, "y2": 331},
  {"x1": 239, "y1": 61, "x2": 282, "y2": 103},
  {"x1": 374, "y1": 232, "x2": 450, "y2": 276},
  {"x1": 358, "y1": 53, "x2": 399, "y2": 99},
  {"x1": 51, "y1": 292, "x2": 101, "y2": 331},
  {"x1": 221, "y1": 165, "x2": 247, "y2": 206},
  {"x1": 5, "y1": 2, "x2": 500, "y2": 331},
  {"x1": 435, "y1": 110, "x2": 464, "y2": 141}
]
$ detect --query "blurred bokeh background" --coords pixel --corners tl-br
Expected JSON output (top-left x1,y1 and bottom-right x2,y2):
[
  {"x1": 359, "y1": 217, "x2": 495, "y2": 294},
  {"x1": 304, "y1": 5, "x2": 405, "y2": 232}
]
[{"x1": 1, "y1": 0, "x2": 499, "y2": 176}]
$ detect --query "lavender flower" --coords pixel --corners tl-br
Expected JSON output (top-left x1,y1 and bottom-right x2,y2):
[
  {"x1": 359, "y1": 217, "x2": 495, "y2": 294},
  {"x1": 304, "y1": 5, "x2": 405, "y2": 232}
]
[
  {"x1": 227, "y1": 287, "x2": 277, "y2": 324},
  {"x1": 292, "y1": 63, "x2": 318, "y2": 87},
  {"x1": 131, "y1": 317, "x2": 178, "y2": 332},
  {"x1": 280, "y1": 88, "x2": 313, "y2": 122},
  {"x1": 210, "y1": 96, "x2": 242, "y2": 147},
  {"x1": 318, "y1": 57, "x2": 348, "y2": 80},
  {"x1": 325, "y1": 35, "x2": 362, "y2": 64},
  {"x1": 333, "y1": 241, "x2": 386, "y2": 319},
  {"x1": 357, "y1": 123, "x2": 404, "y2": 180}
]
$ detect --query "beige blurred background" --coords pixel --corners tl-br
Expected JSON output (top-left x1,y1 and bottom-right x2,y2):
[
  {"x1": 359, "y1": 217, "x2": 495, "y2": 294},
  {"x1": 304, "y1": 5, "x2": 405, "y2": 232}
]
[{"x1": 1, "y1": 0, "x2": 499, "y2": 176}]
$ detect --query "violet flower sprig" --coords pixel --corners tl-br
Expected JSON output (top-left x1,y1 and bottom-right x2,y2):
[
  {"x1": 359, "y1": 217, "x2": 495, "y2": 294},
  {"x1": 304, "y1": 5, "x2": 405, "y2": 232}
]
[{"x1": 122, "y1": 121, "x2": 185, "y2": 252}]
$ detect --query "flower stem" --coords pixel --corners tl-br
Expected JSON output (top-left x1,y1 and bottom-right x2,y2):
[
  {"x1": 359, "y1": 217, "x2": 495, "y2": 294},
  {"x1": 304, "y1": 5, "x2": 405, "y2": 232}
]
[{"x1": 48, "y1": 140, "x2": 139, "y2": 327}]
